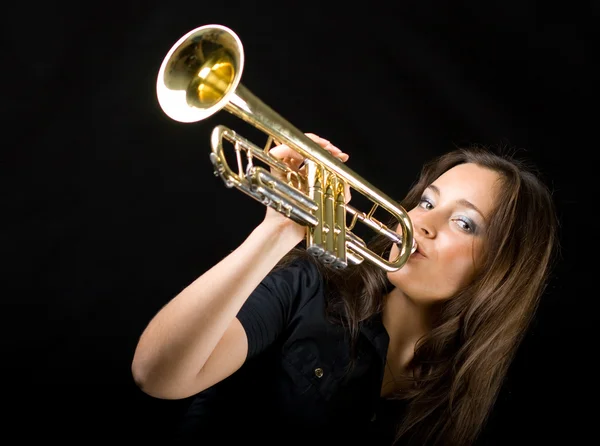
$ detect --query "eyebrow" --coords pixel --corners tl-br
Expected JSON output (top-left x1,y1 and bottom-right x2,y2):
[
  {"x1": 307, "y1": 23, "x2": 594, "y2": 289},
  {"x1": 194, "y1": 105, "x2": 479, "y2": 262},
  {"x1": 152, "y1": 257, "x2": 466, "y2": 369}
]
[{"x1": 425, "y1": 184, "x2": 487, "y2": 222}]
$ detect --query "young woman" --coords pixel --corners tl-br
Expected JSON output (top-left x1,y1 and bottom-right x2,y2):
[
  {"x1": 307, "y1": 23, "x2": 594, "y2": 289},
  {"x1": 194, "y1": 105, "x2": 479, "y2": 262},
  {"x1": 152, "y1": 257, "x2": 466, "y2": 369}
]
[{"x1": 132, "y1": 134, "x2": 559, "y2": 445}]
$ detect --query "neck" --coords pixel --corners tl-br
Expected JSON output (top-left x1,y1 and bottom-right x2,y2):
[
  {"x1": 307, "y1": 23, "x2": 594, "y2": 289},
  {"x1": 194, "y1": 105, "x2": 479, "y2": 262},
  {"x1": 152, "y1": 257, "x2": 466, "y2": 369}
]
[{"x1": 382, "y1": 288, "x2": 435, "y2": 371}]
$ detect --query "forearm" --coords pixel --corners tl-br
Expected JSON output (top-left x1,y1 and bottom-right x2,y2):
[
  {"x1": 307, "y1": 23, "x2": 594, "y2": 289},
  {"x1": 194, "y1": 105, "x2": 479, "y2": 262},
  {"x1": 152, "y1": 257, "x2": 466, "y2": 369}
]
[{"x1": 131, "y1": 220, "x2": 300, "y2": 389}]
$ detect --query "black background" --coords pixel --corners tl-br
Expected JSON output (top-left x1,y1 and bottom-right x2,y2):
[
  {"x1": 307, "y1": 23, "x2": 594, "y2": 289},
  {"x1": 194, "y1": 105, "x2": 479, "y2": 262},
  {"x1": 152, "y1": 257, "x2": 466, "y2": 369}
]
[{"x1": 3, "y1": 0, "x2": 593, "y2": 443}]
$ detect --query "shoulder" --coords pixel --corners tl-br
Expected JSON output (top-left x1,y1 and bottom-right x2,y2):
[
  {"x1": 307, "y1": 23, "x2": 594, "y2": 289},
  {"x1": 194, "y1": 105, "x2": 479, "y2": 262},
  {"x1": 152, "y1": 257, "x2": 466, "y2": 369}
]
[
  {"x1": 265, "y1": 253, "x2": 325, "y2": 293},
  {"x1": 236, "y1": 252, "x2": 330, "y2": 359},
  {"x1": 238, "y1": 252, "x2": 327, "y2": 324}
]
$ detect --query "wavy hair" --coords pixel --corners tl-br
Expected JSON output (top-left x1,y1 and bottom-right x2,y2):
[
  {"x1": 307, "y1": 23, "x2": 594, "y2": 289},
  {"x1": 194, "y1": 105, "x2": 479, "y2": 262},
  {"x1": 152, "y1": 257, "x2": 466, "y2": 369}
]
[{"x1": 279, "y1": 145, "x2": 559, "y2": 445}]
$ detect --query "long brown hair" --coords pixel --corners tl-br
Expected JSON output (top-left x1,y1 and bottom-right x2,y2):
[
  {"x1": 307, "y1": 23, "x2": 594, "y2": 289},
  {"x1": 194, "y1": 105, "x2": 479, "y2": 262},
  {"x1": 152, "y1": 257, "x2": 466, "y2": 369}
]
[{"x1": 279, "y1": 145, "x2": 559, "y2": 445}]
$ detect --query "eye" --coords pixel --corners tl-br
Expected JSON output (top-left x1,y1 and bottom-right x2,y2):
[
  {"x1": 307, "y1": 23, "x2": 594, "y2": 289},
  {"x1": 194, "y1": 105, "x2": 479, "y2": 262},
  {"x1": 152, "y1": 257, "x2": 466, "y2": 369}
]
[
  {"x1": 418, "y1": 197, "x2": 434, "y2": 210},
  {"x1": 453, "y1": 217, "x2": 476, "y2": 234}
]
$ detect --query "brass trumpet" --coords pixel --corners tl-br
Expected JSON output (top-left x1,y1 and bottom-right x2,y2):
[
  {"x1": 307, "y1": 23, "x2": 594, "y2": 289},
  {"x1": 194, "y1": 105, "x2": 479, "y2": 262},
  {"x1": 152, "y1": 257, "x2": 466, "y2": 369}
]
[{"x1": 156, "y1": 24, "x2": 414, "y2": 272}]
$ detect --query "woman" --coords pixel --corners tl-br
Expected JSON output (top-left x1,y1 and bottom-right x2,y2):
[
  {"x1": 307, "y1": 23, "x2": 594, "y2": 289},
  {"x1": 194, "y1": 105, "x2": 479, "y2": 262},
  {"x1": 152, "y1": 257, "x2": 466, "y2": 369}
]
[{"x1": 131, "y1": 134, "x2": 559, "y2": 445}]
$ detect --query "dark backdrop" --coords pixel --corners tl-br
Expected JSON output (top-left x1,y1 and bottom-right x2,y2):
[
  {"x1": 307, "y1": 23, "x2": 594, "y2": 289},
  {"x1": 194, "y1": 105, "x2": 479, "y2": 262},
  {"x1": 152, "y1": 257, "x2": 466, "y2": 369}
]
[{"x1": 4, "y1": 0, "x2": 593, "y2": 444}]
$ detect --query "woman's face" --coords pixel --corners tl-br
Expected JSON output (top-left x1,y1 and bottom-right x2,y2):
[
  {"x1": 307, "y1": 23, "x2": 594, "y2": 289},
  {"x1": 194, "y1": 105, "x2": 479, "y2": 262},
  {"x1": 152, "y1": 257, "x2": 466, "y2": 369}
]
[{"x1": 388, "y1": 163, "x2": 502, "y2": 305}]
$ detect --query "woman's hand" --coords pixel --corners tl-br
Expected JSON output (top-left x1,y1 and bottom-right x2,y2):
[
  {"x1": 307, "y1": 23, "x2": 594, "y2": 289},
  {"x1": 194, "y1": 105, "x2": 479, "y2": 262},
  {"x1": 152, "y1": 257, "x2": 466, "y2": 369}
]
[{"x1": 261, "y1": 133, "x2": 351, "y2": 244}]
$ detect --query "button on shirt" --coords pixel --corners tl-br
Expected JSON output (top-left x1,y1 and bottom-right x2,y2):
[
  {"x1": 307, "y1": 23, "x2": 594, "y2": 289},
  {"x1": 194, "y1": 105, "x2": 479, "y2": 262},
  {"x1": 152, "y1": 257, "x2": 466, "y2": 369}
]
[{"x1": 175, "y1": 257, "x2": 406, "y2": 445}]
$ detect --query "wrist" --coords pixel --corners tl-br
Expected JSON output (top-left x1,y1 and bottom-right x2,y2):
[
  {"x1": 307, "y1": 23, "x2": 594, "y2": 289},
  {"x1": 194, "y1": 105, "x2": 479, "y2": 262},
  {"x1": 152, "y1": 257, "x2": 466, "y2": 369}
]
[{"x1": 254, "y1": 218, "x2": 305, "y2": 251}]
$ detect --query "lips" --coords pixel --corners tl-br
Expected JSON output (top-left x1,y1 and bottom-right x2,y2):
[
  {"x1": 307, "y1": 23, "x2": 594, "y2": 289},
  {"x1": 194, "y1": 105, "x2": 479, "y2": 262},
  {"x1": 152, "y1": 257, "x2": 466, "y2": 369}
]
[{"x1": 413, "y1": 240, "x2": 427, "y2": 258}]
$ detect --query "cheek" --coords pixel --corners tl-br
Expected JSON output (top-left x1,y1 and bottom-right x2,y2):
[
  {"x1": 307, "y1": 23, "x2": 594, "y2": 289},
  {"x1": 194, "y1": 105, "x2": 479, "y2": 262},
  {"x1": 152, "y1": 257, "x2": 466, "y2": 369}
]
[
  {"x1": 426, "y1": 246, "x2": 477, "y2": 301},
  {"x1": 441, "y1": 239, "x2": 483, "y2": 282},
  {"x1": 387, "y1": 234, "x2": 485, "y2": 303},
  {"x1": 443, "y1": 241, "x2": 472, "y2": 261}
]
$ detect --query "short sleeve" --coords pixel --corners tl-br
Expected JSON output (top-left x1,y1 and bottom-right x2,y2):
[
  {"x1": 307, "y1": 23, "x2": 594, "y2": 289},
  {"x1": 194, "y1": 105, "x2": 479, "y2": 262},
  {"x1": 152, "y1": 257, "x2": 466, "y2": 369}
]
[{"x1": 236, "y1": 258, "x2": 323, "y2": 360}]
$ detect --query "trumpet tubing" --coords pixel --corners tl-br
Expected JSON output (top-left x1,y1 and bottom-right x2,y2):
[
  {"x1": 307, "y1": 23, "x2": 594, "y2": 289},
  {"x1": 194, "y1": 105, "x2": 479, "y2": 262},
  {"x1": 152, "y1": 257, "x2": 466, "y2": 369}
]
[{"x1": 156, "y1": 24, "x2": 414, "y2": 272}]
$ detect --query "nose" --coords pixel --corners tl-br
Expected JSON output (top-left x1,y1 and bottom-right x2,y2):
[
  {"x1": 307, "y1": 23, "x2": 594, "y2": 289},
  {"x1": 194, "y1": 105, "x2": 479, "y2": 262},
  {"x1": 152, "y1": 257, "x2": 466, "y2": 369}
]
[
  {"x1": 418, "y1": 225, "x2": 434, "y2": 238},
  {"x1": 412, "y1": 212, "x2": 437, "y2": 238}
]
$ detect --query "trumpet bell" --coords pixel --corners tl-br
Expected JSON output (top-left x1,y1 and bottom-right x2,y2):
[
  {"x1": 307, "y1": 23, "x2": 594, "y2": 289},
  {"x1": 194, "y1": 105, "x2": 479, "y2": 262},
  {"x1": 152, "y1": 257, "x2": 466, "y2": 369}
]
[{"x1": 156, "y1": 25, "x2": 245, "y2": 123}]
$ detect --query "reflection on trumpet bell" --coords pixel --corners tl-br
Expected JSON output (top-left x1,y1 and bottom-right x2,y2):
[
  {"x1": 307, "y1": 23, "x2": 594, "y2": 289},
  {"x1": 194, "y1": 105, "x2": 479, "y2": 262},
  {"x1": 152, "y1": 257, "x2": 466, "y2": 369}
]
[
  {"x1": 186, "y1": 49, "x2": 236, "y2": 109},
  {"x1": 157, "y1": 25, "x2": 245, "y2": 123},
  {"x1": 156, "y1": 24, "x2": 415, "y2": 272}
]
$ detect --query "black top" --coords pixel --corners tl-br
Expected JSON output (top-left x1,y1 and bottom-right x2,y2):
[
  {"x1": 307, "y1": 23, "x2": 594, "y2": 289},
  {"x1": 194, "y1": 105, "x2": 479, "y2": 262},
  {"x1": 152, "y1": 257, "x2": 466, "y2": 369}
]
[{"x1": 174, "y1": 257, "x2": 405, "y2": 445}]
